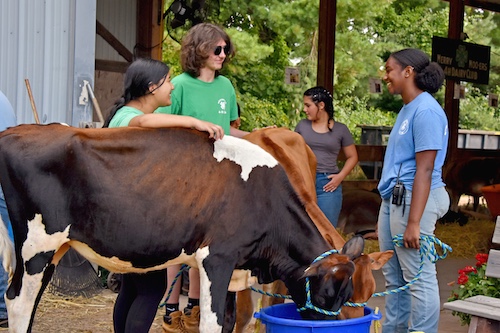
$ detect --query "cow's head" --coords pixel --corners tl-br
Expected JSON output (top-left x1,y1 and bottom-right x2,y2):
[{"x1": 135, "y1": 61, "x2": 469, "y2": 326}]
[
  {"x1": 338, "y1": 249, "x2": 394, "y2": 319},
  {"x1": 299, "y1": 235, "x2": 364, "y2": 319}
]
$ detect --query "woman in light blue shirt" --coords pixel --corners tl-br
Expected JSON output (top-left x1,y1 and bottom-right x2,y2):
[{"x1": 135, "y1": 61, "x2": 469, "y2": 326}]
[{"x1": 377, "y1": 48, "x2": 450, "y2": 333}]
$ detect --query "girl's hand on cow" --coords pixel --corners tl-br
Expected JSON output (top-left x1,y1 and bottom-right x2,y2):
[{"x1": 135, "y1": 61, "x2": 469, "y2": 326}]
[
  {"x1": 324, "y1": 174, "x2": 341, "y2": 192},
  {"x1": 194, "y1": 120, "x2": 224, "y2": 140}
]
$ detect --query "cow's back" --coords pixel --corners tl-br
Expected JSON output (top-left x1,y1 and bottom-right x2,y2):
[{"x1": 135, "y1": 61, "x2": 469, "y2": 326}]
[{"x1": 0, "y1": 124, "x2": 311, "y2": 268}]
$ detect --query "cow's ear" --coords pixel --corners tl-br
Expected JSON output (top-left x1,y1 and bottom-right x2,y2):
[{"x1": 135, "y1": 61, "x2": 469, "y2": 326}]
[
  {"x1": 368, "y1": 250, "x2": 394, "y2": 270},
  {"x1": 341, "y1": 235, "x2": 364, "y2": 259}
]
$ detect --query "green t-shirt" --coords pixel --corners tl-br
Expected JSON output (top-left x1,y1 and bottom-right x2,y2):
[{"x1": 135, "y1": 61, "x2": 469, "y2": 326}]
[
  {"x1": 108, "y1": 106, "x2": 143, "y2": 128},
  {"x1": 156, "y1": 72, "x2": 238, "y2": 134}
]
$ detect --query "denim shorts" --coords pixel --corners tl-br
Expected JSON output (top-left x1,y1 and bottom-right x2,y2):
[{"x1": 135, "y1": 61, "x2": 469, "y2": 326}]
[{"x1": 315, "y1": 173, "x2": 342, "y2": 228}]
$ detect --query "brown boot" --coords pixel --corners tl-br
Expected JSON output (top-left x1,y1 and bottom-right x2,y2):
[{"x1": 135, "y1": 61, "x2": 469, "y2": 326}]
[
  {"x1": 181, "y1": 306, "x2": 200, "y2": 333},
  {"x1": 162, "y1": 310, "x2": 186, "y2": 333}
]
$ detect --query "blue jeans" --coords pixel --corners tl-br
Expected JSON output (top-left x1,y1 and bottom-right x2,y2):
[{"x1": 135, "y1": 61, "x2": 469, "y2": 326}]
[
  {"x1": 315, "y1": 173, "x2": 342, "y2": 228},
  {"x1": 378, "y1": 187, "x2": 449, "y2": 333},
  {"x1": 0, "y1": 197, "x2": 13, "y2": 319}
]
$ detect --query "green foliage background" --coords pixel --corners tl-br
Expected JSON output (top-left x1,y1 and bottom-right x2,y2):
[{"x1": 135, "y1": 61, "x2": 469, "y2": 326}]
[{"x1": 162, "y1": 0, "x2": 500, "y2": 141}]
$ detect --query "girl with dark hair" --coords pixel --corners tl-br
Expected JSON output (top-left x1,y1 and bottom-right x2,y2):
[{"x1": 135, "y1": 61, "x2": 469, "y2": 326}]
[
  {"x1": 105, "y1": 58, "x2": 223, "y2": 333},
  {"x1": 295, "y1": 86, "x2": 358, "y2": 228},
  {"x1": 104, "y1": 58, "x2": 224, "y2": 137},
  {"x1": 377, "y1": 48, "x2": 449, "y2": 333}
]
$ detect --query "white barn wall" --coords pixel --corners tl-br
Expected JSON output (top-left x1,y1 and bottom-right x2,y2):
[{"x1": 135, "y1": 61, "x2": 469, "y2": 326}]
[
  {"x1": 96, "y1": 0, "x2": 136, "y2": 61},
  {"x1": 0, "y1": 0, "x2": 96, "y2": 127}
]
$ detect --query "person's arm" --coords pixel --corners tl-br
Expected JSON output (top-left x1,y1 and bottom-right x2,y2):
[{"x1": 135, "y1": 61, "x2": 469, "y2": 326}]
[
  {"x1": 129, "y1": 113, "x2": 224, "y2": 139},
  {"x1": 403, "y1": 149, "x2": 436, "y2": 249},
  {"x1": 324, "y1": 144, "x2": 358, "y2": 191},
  {"x1": 229, "y1": 127, "x2": 249, "y2": 138}
]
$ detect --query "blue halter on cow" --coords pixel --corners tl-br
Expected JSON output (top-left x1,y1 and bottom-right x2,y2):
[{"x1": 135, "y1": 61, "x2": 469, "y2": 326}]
[{"x1": 0, "y1": 124, "x2": 364, "y2": 333}]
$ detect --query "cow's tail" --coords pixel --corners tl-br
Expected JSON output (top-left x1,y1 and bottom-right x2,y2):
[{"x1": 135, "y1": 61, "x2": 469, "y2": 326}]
[{"x1": 0, "y1": 214, "x2": 15, "y2": 279}]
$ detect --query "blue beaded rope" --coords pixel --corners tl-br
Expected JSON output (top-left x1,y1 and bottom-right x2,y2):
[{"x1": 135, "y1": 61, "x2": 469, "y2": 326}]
[
  {"x1": 296, "y1": 249, "x2": 343, "y2": 316},
  {"x1": 158, "y1": 264, "x2": 189, "y2": 308},
  {"x1": 251, "y1": 235, "x2": 452, "y2": 314},
  {"x1": 370, "y1": 234, "x2": 452, "y2": 298}
]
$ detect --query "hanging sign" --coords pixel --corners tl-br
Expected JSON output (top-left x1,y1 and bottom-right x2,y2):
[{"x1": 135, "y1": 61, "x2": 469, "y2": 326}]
[
  {"x1": 285, "y1": 67, "x2": 300, "y2": 85},
  {"x1": 431, "y1": 36, "x2": 490, "y2": 85}
]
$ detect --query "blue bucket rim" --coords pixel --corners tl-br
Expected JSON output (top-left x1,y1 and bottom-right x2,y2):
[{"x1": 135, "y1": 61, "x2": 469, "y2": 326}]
[{"x1": 255, "y1": 303, "x2": 382, "y2": 328}]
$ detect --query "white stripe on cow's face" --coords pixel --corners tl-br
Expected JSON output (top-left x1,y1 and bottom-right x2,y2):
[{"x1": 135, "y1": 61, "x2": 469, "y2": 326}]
[{"x1": 213, "y1": 136, "x2": 278, "y2": 181}]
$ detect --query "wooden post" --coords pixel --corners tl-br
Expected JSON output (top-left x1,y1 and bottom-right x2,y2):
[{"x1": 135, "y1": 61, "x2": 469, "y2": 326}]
[
  {"x1": 136, "y1": 0, "x2": 165, "y2": 60},
  {"x1": 317, "y1": 0, "x2": 336, "y2": 94},
  {"x1": 444, "y1": 0, "x2": 464, "y2": 162}
]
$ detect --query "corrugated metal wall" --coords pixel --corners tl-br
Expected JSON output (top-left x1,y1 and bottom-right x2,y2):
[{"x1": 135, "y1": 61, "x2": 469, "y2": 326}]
[
  {"x1": 0, "y1": 0, "x2": 96, "y2": 127},
  {"x1": 96, "y1": 0, "x2": 136, "y2": 61}
]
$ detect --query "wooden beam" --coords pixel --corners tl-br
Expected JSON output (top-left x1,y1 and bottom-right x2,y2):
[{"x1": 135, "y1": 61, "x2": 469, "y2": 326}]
[
  {"x1": 317, "y1": 0, "x2": 336, "y2": 94},
  {"x1": 338, "y1": 144, "x2": 386, "y2": 162},
  {"x1": 443, "y1": 0, "x2": 500, "y2": 13},
  {"x1": 96, "y1": 20, "x2": 134, "y2": 63},
  {"x1": 444, "y1": 0, "x2": 464, "y2": 162},
  {"x1": 136, "y1": 0, "x2": 165, "y2": 60},
  {"x1": 95, "y1": 59, "x2": 130, "y2": 73}
]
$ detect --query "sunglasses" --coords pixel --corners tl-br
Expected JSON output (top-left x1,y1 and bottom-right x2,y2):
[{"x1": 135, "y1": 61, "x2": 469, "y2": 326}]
[{"x1": 214, "y1": 45, "x2": 230, "y2": 56}]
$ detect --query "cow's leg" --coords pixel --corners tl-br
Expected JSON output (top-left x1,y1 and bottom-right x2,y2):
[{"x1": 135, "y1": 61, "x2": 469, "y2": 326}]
[
  {"x1": 473, "y1": 195, "x2": 480, "y2": 211},
  {"x1": 223, "y1": 291, "x2": 236, "y2": 333},
  {"x1": 196, "y1": 247, "x2": 235, "y2": 333},
  {"x1": 234, "y1": 289, "x2": 253, "y2": 333},
  {"x1": 6, "y1": 214, "x2": 69, "y2": 333},
  {"x1": 6, "y1": 256, "x2": 56, "y2": 333}
]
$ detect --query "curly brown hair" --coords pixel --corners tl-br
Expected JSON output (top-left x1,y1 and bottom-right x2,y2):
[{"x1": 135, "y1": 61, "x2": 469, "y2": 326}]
[{"x1": 180, "y1": 23, "x2": 234, "y2": 78}]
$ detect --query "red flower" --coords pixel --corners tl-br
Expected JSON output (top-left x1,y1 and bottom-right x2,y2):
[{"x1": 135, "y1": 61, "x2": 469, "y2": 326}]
[
  {"x1": 475, "y1": 253, "x2": 488, "y2": 267},
  {"x1": 457, "y1": 274, "x2": 469, "y2": 285},
  {"x1": 458, "y1": 266, "x2": 477, "y2": 275}
]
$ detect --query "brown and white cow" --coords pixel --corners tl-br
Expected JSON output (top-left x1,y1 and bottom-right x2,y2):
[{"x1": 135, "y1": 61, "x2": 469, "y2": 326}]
[
  {"x1": 0, "y1": 124, "x2": 364, "y2": 333},
  {"x1": 234, "y1": 128, "x2": 392, "y2": 332}
]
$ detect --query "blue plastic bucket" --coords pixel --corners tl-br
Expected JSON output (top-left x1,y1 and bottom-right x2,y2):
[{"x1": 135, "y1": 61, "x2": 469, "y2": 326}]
[{"x1": 254, "y1": 303, "x2": 382, "y2": 333}]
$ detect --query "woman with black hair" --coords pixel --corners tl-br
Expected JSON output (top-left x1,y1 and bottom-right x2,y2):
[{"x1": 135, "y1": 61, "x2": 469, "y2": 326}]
[
  {"x1": 295, "y1": 86, "x2": 358, "y2": 228},
  {"x1": 104, "y1": 57, "x2": 223, "y2": 333},
  {"x1": 377, "y1": 48, "x2": 449, "y2": 333}
]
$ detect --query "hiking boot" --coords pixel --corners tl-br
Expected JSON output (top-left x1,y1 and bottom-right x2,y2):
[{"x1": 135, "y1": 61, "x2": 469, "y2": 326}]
[
  {"x1": 182, "y1": 305, "x2": 200, "y2": 333},
  {"x1": 162, "y1": 310, "x2": 185, "y2": 333}
]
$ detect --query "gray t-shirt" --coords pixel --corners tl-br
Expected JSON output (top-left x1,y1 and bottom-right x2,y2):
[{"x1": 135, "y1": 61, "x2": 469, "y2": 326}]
[{"x1": 295, "y1": 119, "x2": 354, "y2": 174}]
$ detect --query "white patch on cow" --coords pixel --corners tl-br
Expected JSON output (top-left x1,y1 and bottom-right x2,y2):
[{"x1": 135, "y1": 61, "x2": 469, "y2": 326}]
[
  {"x1": 22, "y1": 214, "x2": 70, "y2": 262},
  {"x1": 195, "y1": 246, "x2": 222, "y2": 332},
  {"x1": 7, "y1": 271, "x2": 44, "y2": 333},
  {"x1": 228, "y1": 269, "x2": 257, "y2": 291},
  {"x1": 8, "y1": 214, "x2": 70, "y2": 333},
  {"x1": 69, "y1": 241, "x2": 198, "y2": 273},
  {"x1": 213, "y1": 136, "x2": 278, "y2": 181}
]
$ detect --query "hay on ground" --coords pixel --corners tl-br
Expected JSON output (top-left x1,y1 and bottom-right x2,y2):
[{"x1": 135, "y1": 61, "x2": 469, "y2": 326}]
[{"x1": 342, "y1": 218, "x2": 495, "y2": 259}]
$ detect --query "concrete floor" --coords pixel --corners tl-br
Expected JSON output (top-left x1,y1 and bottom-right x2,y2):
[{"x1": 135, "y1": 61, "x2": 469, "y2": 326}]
[{"x1": 366, "y1": 257, "x2": 473, "y2": 333}]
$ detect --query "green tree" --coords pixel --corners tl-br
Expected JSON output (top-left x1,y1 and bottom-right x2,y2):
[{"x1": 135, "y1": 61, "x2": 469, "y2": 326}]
[{"x1": 162, "y1": 0, "x2": 500, "y2": 132}]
